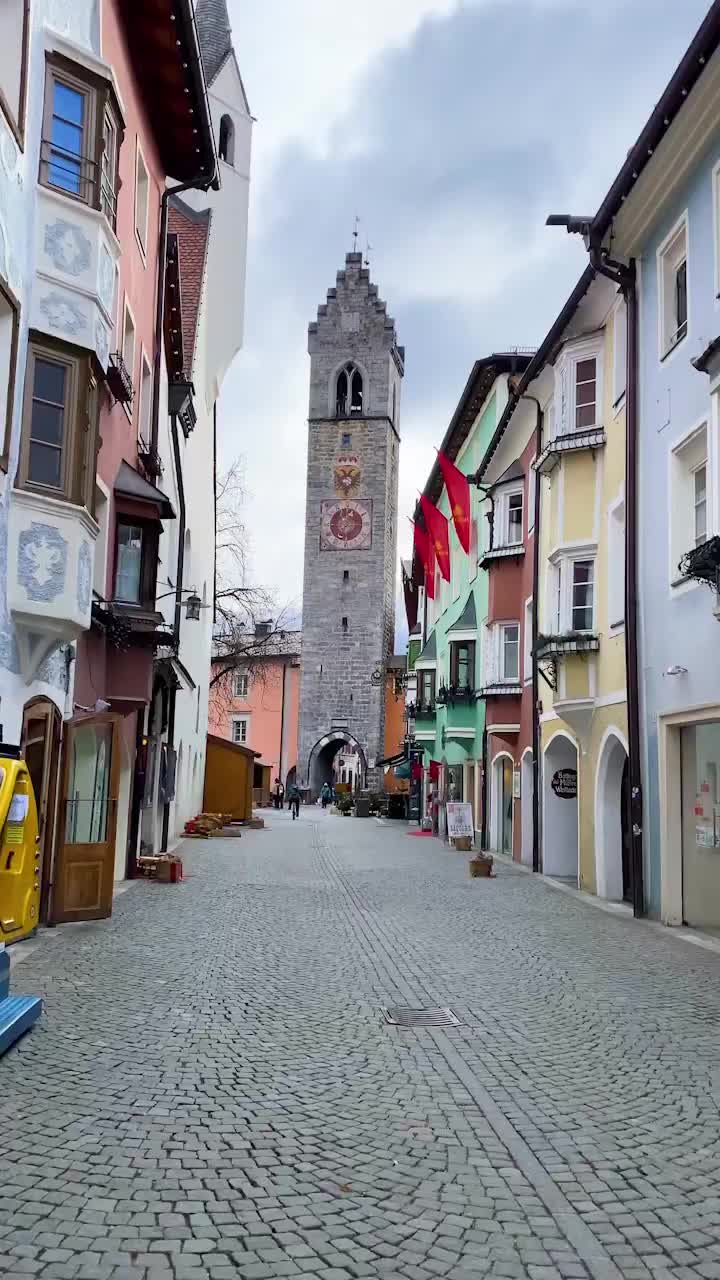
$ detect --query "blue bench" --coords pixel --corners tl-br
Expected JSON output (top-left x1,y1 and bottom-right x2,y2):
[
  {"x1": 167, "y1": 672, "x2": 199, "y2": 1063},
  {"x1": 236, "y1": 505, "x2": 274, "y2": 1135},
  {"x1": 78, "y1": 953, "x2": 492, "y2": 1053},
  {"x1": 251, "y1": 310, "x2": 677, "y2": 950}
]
[{"x1": 0, "y1": 946, "x2": 41, "y2": 1057}]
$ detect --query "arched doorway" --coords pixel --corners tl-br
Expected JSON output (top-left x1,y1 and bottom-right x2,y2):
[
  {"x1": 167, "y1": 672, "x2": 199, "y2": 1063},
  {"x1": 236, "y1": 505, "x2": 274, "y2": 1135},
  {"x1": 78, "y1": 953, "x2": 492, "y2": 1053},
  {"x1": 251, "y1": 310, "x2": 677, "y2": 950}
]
[
  {"x1": 307, "y1": 731, "x2": 367, "y2": 797},
  {"x1": 520, "y1": 748, "x2": 533, "y2": 866},
  {"x1": 491, "y1": 753, "x2": 514, "y2": 855},
  {"x1": 595, "y1": 729, "x2": 631, "y2": 901},
  {"x1": 543, "y1": 733, "x2": 579, "y2": 880}
]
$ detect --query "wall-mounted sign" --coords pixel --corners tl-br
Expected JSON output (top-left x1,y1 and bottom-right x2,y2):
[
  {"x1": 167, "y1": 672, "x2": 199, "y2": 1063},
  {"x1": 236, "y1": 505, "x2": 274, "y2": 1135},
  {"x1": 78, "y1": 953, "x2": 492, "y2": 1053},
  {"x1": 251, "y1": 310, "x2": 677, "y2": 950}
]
[
  {"x1": 551, "y1": 768, "x2": 577, "y2": 799},
  {"x1": 513, "y1": 768, "x2": 521, "y2": 799}
]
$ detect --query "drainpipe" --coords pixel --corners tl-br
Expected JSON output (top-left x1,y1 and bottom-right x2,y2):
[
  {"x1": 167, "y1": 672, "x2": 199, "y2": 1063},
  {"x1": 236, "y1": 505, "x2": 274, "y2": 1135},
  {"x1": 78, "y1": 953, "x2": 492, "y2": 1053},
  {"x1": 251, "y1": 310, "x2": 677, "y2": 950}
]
[
  {"x1": 279, "y1": 659, "x2": 287, "y2": 785},
  {"x1": 589, "y1": 243, "x2": 644, "y2": 917},
  {"x1": 213, "y1": 401, "x2": 218, "y2": 624},
  {"x1": 480, "y1": 725, "x2": 489, "y2": 850},
  {"x1": 514, "y1": 394, "x2": 543, "y2": 875},
  {"x1": 160, "y1": 406, "x2": 186, "y2": 853}
]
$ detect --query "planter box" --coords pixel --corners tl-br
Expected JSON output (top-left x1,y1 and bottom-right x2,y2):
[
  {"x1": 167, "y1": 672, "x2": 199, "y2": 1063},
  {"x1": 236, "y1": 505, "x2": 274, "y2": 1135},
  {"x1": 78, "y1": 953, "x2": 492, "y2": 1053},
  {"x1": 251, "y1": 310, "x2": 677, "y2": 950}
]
[
  {"x1": 469, "y1": 855, "x2": 493, "y2": 878},
  {"x1": 453, "y1": 835, "x2": 472, "y2": 852}
]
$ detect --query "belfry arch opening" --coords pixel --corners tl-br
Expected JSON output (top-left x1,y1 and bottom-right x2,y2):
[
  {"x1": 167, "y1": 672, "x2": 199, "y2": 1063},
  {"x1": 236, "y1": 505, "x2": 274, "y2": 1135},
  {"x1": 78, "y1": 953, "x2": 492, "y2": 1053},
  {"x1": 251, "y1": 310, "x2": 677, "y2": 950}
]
[
  {"x1": 307, "y1": 731, "x2": 367, "y2": 796},
  {"x1": 335, "y1": 363, "x2": 364, "y2": 417}
]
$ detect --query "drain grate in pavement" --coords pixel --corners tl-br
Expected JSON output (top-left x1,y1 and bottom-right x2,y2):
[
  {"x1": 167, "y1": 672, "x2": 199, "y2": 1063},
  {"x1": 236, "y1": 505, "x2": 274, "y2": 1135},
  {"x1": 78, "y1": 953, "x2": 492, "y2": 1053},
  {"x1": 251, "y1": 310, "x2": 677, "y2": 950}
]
[{"x1": 382, "y1": 1006, "x2": 460, "y2": 1028}]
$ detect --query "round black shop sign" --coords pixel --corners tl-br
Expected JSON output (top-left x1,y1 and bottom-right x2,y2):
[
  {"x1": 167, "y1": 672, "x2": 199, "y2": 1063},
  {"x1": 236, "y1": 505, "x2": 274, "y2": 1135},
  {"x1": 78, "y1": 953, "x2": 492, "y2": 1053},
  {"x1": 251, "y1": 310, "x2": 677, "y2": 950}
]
[{"x1": 551, "y1": 768, "x2": 577, "y2": 799}]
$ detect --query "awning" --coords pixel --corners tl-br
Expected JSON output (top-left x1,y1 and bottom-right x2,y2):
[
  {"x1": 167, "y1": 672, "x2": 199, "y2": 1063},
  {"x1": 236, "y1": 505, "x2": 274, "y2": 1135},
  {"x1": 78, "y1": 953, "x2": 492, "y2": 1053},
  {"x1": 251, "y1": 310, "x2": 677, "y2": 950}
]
[
  {"x1": 114, "y1": 461, "x2": 175, "y2": 520},
  {"x1": 376, "y1": 749, "x2": 407, "y2": 769},
  {"x1": 155, "y1": 655, "x2": 196, "y2": 692}
]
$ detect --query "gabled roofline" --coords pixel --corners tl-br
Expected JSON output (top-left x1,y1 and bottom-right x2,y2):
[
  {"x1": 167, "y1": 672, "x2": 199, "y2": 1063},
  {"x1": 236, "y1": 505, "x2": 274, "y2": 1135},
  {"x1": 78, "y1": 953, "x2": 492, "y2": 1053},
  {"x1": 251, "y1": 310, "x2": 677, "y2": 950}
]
[
  {"x1": 417, "y1": 351, "x2": 535, "y2": 515},
  {"x1": 475, "y1": 267, "x2": 595, "y2": 484},
  {"x1": 593, "y1": 2, "x2": 720, "y2": 241}
]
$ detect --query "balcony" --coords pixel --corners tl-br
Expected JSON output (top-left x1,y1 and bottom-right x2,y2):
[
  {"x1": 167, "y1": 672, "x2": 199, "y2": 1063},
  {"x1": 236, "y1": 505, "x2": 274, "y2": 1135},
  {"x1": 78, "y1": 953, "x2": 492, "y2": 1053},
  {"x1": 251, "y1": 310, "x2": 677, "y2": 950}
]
[
  {"x1": 536, "y1": 632, "x2": 599, "y2": 734},
  {"x1": 535, "y1": 633, "x2": 599, "y2": 662},
  {"x1": 107, "y1": 352, "x2": 133, "y2": 406},
  {"x1": 436, "y1": 684, "x2": 475, "y2": 708},
  {"x1": 31, "y1": 185, "x2": 121, "y2": 373},
  {"x1": 535, "y1": 427, "x2": 606, "y2": 476},
  {"x1": 7, "y1": 488, "x2": 98, "y2": 681}
]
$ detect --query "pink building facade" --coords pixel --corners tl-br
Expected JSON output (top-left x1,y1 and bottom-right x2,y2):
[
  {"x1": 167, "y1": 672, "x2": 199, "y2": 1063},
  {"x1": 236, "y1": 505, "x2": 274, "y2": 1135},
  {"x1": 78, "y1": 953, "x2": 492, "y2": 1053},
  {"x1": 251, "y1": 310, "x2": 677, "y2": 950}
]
[{"x1": 209, "y1": 630, "x2": 301, "y2": 788}]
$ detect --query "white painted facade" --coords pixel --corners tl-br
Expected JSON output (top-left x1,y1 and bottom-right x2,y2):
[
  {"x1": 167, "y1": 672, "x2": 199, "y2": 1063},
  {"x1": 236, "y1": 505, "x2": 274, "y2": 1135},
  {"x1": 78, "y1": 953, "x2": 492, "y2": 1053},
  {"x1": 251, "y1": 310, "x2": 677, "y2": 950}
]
[
  {"x1": 0, "y1": 1, "x2": 102, "y2": 742},
  {"x1": 148, "y1": 33, "x2": 253, "y2": 848}
]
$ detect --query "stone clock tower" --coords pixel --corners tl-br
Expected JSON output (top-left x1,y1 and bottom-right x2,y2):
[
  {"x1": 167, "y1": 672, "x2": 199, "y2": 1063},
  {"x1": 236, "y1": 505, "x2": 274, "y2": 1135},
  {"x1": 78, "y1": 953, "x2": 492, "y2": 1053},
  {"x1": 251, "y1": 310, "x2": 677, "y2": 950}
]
[{"x1": 298, "y1": 251, "x2": 404, "y2": 795}]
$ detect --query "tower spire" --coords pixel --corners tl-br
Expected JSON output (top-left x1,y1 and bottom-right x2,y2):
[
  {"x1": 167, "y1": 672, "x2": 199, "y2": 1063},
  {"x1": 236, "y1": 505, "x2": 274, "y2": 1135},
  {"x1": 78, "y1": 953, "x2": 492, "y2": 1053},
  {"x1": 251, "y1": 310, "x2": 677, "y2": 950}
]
[{"x1": 352, "y1": 215, "x2": 360, "y2": 253}]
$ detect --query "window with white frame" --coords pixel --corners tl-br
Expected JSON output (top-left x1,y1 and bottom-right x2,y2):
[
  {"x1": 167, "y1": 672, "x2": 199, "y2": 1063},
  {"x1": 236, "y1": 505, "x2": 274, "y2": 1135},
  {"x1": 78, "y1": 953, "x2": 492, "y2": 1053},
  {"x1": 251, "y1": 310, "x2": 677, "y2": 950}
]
[
  {"x1": 612, "y1": 298, "x2": 627, "y2": 405},
  {"x1": 135, "y1": 143, "x2": 149, "y2": 255},
  {"x1": 505, "y1": 490, "x2": 523, "y2": 544},
  {"x1": 607, "y1": 499, "x2": 625, "y2": 628},
  {"x1": 571, "y1": 560, "x2": 594, "y2": 631},
  {"x1": 524, "y1": 599, "x2": 533, "y2": 681},
  {"x1": 231, "y1": 716, "x2": 249, "y2": 745},
  {"x1": 670, "y1": 424, "x2": 708, "y2": 581},
  {"x1": 500, "y1": 623, "x2": 520, "y2": 682},
  {"x1": 658, "y1": 216, "x2": 688, "y2": 357},
  {"x1": 233, "y1": 671, "x2": 249, "y2": 698},
  {"x1": 574, "y1": 357, "x2": 597, "y2": 429},
  {"x1": 547, "y1": 555, "x2": 596, "y2": 634}
]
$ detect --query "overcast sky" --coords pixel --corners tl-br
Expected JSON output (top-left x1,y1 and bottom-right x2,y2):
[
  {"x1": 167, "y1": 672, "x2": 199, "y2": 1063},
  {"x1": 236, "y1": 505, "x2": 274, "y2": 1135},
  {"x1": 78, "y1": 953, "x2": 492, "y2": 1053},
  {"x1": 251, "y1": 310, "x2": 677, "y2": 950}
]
[{"x1": 221, "y1": 0, "x2": 709, "y2": 636}]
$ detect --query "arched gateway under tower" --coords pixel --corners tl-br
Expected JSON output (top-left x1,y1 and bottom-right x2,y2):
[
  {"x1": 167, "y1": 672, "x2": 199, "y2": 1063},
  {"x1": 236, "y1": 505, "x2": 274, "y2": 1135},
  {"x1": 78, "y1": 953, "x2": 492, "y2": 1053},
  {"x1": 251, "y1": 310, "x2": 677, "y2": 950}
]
[{"x1": 298, "y1": 251, "x2": 404, "y2": 796}]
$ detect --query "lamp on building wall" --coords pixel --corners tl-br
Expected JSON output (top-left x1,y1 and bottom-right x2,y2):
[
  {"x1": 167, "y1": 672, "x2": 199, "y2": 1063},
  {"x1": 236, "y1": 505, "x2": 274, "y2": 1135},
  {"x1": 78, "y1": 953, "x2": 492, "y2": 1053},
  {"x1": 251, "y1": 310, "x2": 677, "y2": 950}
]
[
  {"x1": 185, "y1": 592, "x2": 202, "y2": 622},
  {"x1": 664, "y1": 665, "x2": 688, "y2": 677}
]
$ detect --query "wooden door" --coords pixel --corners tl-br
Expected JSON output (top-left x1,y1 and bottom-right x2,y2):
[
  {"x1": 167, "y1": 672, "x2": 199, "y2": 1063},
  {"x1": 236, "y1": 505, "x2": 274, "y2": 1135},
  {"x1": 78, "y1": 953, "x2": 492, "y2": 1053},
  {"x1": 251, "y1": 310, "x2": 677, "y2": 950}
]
[
  {"x1": 21, "y1": 699, "x2": 61, "y2": 923},
  {"x1": 51, "y1": 715, "x2": 120, "y2": 923}
]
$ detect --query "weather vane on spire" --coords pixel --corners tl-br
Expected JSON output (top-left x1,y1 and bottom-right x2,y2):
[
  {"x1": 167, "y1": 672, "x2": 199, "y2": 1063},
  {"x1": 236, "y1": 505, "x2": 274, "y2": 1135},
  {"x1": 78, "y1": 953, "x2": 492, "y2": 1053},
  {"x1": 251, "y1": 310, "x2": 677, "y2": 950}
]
[
  {"x1": 352, "y1": 215, "x2": 360, "y2": 251},
  {"x1": 364, "y1": 236, "x2": 373, "y2": 268}
]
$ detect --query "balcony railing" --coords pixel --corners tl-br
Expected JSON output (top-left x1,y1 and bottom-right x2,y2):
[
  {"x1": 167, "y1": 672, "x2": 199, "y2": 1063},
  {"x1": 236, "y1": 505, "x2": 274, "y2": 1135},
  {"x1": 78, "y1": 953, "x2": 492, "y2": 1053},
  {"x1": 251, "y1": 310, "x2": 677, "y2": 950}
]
[
  {"x1": 138, "y1": 436, "x2": 163, "y2": 480},
  {"x1": 107, "y1": 352, "x2": 133, "y2": 406},
  {"x1": 436, "y1": 683, "x2": 475, "y2": 707},
  {"x1": 535, "y1": 632, "x2": 599, "y2": 660}
]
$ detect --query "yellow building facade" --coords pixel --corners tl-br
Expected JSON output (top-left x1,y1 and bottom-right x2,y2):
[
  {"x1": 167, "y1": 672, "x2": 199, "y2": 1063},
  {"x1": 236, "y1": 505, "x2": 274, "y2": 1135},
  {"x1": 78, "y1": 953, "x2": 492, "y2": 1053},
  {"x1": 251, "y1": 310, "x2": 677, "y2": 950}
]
[{"x1": 535, "y1": 273, "x2": 632, "y2": 901}]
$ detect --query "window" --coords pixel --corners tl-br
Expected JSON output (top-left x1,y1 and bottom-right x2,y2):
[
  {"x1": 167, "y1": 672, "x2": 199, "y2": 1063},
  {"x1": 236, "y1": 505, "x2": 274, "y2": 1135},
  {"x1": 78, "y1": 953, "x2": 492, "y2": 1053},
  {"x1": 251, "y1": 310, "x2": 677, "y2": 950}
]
[
  {"x1": 233, "y1": 672, "x2": 249, "y2": 698},
  {"x1": 658, "y1": 216, "x2": 689, "y2": 357},
  {"x1": 343, "y1": 569, "x2": 349, "y2": 581},
  {"x1": 341, "y1": 432, "x2": 351, "y2": 448},
  {"x1": 500, "y1": 624, "x2": 519, "y2": 682},
  {"x1": 524, "y1": 599, "x2": 533, "y2": 681},
  {"x1": 613, "y1": 299, "x2": 627, "y2": 405},
  {"x1": 113, "y1": 518, "x2": 159, "y2": 606},
  {"x1": 608, "y1": 500, "x2": 625, "y2": 628},
  {"x1": 40, "y1": 56, "x2": 122, "y2": 220},
  {"x1": 114, "y1": 522, "x2": 143, "y2": 602},
  {"x1": 575, "y1": 357, "x2": 597, "y2": 429},
  {"x1": 135, "y1": 143, "x2": 149, "y2": 255},
  {"x1": 506, "y1": 491, "x2": 523, "y2": 544},
  {"x1": 552, "y1": 563, "x2": 562, "y2": 633},
  {"x1": 19, "y1": 337, "x2": 99, "y2": 507},
  {"x1": 93, "y1": 482, "x2": 109, "y2": 597},
  {"x1": 0, "y1": 282, "x2": 19, "y2": 472},
  {"x1": 100, "y1": 109, "x2": 119, "y2": 229},
  {"x1": 417, "y1": 669, "x2": 436, "y2": 709},
  {"x1": 450, "y1": 640, "x2": 475, "y2": 690},
  {"x1": 341, "y1": 616, "x2": 348, "y2": 630},
  {"x1": 121, "y1": 302, "x2": 136, "y2": 410},
  {"x1": 218, "y1": 113, "x2": 235, "y2": 165},
  {"x1": 231, "y1": 717, "x2": 248, "y2": 745},
  {"x1": 335, "y1": 363, "x2": 363, "y2": 417},
  {"x1": 671, "y1": 424, "x2": 708, "y2": 580},
  {"x1": 138, "y1": 351, "x2": 152, "y2": 441},
  {"x1": 0, "y1": 2, "x2": 30, "y2": 142},
  {"x1": 571, "y1": 560, "x2": 594, "y2": 632}
]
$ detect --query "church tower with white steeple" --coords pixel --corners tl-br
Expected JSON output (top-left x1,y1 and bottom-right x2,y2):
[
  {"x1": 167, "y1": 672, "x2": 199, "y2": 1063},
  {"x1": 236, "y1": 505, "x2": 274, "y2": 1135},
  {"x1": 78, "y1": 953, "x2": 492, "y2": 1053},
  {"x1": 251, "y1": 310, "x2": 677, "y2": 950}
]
[{"x1": 298, "y1": 252, "x2": 404, "y2": 795}]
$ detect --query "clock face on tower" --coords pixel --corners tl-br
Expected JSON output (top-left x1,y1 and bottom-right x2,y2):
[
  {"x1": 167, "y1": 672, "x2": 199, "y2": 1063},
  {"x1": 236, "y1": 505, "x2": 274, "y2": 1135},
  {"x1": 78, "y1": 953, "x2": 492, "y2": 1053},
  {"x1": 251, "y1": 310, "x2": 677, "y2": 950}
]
[{"x1": 319, "y1": 499, "x2": 372, "y2": 550}]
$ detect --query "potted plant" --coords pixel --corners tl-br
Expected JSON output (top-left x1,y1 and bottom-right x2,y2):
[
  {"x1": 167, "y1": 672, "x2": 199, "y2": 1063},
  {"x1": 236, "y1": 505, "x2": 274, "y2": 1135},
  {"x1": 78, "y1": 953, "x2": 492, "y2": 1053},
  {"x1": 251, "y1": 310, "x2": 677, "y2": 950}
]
[{"x1": 469, "y1": 853, "x2": 494, "y2": 878}]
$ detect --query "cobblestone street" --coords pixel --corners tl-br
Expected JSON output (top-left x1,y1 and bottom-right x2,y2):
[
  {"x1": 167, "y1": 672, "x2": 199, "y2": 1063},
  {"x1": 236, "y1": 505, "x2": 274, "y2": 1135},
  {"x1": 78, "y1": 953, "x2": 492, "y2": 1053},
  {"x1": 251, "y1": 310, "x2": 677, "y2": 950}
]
[{"x1": 3, "y1": 813, "x2": 720, "y2": 1280}]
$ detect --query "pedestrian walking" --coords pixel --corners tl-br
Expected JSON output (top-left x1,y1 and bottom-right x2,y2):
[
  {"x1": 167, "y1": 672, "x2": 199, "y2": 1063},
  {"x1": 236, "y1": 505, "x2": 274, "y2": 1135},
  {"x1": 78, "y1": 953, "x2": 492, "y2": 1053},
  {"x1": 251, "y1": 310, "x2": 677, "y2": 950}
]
[
  {"x1": 273, "y1": 778, "x2": 285, "y2": 810},
  {"x1": 287, "y1": 781, "x2": 301, "y2": 820},
  {"x1": 320, "y1": 781, "x2": 332, "y2": 809}
]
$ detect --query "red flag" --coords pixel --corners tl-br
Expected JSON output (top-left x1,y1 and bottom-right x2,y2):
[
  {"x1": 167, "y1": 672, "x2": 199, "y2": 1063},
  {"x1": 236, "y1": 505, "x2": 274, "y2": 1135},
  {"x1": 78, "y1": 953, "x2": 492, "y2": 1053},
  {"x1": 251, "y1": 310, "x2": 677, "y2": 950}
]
[
  {"x1": 437, "y1": 451, "x2": 471, "y2": 554},
  {"x1": 402, "y1": 561, "x2": 419, "y2": 633},
  {"x1": 413, "y1": 522, "x2": 435, "y2": 601},
  {"x1": 420, "y1": 494, "x2": 451, "y2": 582},
  {"x1": 429, "y1": 760, "x2": 440, "y2": 782}
]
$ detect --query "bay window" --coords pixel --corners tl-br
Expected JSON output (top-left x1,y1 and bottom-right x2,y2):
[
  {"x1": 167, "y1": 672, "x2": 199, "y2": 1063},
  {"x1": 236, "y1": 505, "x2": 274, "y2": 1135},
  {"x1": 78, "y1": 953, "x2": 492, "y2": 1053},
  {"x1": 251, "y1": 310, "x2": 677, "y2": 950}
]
[
  {"x1": 40, "y1": 54, "x2": 123, "y2": 229},
  {"x1": 18, "y1": 335, "x2": 99, "y2": 509},
  {"x1": 450, "y1": 640, "x2": 475, "y2": 690},
  {"x1": 113, "y1": 518, "x2": 159, "y2": 607},
  {"x1": 501, "y1": 624, "x2": 520, "y2": 682},
  {"x1": 575, "y1": 358, "x2": 597, "y2": 429},
  {"x1": 417, "y1": 668, "x2": 436, "y2": 709},
  {"x1": 571, "y1": 561, "x2": 594, "y2": 632}
]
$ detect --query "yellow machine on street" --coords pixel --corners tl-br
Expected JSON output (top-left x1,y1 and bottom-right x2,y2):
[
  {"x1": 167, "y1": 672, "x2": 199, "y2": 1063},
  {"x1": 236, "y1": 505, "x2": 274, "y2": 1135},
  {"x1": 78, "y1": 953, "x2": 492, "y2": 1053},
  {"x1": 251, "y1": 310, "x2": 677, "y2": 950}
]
[{"x1": 0, "y1": 749, "x2": 40, "y2": 945}]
